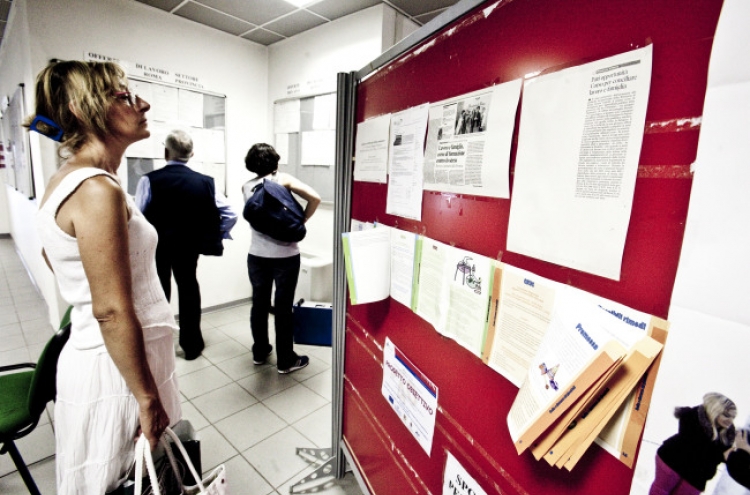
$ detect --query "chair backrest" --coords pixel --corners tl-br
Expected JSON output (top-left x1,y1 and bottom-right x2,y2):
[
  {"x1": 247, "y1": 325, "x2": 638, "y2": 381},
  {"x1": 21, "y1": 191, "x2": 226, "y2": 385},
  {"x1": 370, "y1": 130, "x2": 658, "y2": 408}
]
[{"x1": 27, "y1": 306, "x2": 72, "y2": 417}]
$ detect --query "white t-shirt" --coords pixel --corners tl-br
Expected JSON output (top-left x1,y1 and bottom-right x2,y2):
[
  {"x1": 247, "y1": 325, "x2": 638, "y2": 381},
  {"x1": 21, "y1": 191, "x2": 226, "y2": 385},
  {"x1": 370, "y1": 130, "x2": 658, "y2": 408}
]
[{"x1": 241, "y1": 171, "x2": 300, "y2": 259}]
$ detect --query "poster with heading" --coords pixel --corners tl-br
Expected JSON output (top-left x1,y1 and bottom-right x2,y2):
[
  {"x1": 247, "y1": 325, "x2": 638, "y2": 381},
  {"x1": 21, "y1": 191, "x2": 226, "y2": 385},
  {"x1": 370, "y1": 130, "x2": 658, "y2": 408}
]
[
  {"x1": 382, "y1": 337, "x2": 438, "y2": 456},
  {"x1": 424, "y1": 79, "x2": 522, "y2": 198},
  {"x1": 507, "y1": 45, "x2": 653, "y2": 280}
]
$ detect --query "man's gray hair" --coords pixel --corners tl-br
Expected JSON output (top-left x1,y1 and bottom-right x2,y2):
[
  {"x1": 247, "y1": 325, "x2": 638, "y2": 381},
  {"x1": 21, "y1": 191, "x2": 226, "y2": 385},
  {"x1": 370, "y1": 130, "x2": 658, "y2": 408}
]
[{"x1": 165, "y1": 129, "x2": 193, "y2": 161}]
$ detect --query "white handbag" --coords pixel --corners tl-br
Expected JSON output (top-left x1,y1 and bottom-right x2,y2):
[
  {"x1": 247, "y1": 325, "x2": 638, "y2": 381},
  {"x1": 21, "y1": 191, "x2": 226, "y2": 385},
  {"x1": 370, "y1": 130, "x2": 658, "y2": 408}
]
[{"x1": 134, "y1": 427, "x2": 228, "y2": 495}]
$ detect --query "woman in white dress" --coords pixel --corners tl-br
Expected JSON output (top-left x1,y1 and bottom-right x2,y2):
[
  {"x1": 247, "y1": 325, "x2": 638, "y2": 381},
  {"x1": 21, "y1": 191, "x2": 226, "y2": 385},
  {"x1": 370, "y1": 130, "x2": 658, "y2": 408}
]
[{"x1": 29, "y1": 60, "x2": 181, "y2": 494}]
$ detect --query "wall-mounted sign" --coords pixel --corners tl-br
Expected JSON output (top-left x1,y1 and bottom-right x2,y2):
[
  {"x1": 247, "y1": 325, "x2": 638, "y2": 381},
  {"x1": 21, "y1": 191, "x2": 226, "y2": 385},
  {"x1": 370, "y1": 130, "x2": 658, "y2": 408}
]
[{"x1": 84, "y1": 51, "x2": 205, "y2": 90}]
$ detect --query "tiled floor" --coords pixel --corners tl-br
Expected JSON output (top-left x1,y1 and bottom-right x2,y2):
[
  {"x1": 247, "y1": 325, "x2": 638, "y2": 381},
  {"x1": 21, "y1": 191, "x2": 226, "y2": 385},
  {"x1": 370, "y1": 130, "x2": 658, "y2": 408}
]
[{"x1": 0, "y1": 237, "x2": 363, "y2": 495}]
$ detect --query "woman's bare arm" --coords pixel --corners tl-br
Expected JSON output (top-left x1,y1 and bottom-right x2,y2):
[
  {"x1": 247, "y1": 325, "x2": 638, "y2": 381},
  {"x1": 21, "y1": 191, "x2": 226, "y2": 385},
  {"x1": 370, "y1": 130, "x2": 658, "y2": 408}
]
[
  {"x1": 63, "y1": 175, "x2": 169, "y2": 449},
  {"x1": 279, "y1": 173, "x2": 321, "y2": 222}
]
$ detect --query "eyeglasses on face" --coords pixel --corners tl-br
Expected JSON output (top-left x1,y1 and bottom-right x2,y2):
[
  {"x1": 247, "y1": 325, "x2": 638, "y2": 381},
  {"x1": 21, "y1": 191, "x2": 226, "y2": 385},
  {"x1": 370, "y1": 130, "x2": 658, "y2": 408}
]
[{"x1": 113, "y1": 90, "x2": 141, "y2": 107}]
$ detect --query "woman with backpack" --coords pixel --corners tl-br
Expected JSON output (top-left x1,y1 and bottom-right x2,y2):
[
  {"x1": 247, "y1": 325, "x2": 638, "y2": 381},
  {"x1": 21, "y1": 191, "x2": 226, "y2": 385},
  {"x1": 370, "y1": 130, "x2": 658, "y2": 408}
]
[{"x1": 241, "y1": 143, "x2": 321, "y2": 374}]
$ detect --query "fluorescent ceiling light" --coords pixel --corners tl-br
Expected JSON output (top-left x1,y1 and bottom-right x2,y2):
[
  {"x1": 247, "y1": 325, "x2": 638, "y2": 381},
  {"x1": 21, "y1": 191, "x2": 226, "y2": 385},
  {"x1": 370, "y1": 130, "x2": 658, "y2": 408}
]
[{"x1": 283, "y1": 0, "x2": 315, "y2": 7}]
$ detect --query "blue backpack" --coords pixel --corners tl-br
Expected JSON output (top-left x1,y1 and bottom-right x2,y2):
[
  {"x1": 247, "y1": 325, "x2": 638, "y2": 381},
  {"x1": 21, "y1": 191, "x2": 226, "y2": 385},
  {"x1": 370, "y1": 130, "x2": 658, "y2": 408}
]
[{"x1": 243, "y1": 179, "x2": 307, "y2": 242}]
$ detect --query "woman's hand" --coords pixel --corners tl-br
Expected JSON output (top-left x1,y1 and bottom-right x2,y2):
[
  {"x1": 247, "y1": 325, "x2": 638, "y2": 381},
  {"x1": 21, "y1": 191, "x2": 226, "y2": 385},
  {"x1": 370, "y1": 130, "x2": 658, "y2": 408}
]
[
  {"x1": 137, "y1": 397, "x2": 170, "y2": 450},
  {"x1": 736, "y1": 429, "x2": 750, "y2": 454}
]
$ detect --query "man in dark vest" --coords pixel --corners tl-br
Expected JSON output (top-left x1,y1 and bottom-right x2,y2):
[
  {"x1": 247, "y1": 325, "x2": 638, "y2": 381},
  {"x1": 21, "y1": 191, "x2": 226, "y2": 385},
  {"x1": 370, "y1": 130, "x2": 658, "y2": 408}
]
[{"x1": 135, "y1": 129, "x2": 236, "y2": 360}]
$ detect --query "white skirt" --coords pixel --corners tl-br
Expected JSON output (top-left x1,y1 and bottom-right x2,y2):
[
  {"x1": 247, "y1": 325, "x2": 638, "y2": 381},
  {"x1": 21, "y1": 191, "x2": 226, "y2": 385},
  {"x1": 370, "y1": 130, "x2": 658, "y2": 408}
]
[{"x1": 55, "y1": 330, "x2": 181, "y2": 494}]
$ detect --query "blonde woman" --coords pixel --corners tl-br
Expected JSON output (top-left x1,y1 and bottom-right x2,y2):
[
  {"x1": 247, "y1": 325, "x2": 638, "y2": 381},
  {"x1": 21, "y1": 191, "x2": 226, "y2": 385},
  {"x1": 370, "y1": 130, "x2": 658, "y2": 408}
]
[
  {"x1": 29, "y1": 60, "x2": 181, "y2": 494},
  {"x1": 650, "y1": 392, "x2": 737, "y2": 495}
]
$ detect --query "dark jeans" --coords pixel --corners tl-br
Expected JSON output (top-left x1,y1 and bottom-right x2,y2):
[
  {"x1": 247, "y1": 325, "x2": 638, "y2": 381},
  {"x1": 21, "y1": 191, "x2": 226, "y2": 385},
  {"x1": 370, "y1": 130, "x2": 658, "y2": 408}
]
[
  {"x1": 155, "y1": 242, "x2": 204, "y2": 355},
  {"x1": 247, "y1": 253, "x2": 300, "y2": 370}
]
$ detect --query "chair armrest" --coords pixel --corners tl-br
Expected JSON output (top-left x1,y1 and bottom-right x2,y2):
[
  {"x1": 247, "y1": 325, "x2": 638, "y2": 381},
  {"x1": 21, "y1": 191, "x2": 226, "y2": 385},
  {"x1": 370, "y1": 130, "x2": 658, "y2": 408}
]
[{"x1": 0, "y1": 363, "x2": 36, "y2": 373}]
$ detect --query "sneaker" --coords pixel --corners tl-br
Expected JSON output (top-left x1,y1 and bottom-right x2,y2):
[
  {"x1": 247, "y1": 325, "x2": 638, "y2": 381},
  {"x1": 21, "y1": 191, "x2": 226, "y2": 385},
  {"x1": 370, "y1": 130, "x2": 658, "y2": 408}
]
[
  {"x1": 278, "y1": 355, "x2": 309, "y2": 374},
  {"x1": 253, "y1": 346, "x2": 273, "y2": 365}
]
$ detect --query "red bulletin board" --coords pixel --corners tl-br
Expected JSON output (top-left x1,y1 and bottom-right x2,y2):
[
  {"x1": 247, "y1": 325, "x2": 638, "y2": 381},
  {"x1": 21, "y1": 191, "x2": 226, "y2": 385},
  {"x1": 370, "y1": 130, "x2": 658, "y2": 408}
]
[{"x1": 341, "y1": 0, "x2": 725, "y2": 494}]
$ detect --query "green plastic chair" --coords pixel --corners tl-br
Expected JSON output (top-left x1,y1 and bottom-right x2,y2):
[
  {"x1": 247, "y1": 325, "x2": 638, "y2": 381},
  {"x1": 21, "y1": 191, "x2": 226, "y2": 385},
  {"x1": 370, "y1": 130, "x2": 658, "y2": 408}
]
[{"x1": 0, "y1": 306, "x2": 72, "y2": 495}]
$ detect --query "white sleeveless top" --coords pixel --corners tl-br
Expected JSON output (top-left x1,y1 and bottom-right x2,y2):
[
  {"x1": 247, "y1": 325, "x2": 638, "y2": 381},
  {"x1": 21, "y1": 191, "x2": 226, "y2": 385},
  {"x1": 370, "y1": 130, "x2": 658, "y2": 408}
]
[
  {"x1": 36, "y1": 167, "x2": 178, "y2": 349},
  {"x1": 241, "y1": 171, "x2": 300, "y2": 259}
]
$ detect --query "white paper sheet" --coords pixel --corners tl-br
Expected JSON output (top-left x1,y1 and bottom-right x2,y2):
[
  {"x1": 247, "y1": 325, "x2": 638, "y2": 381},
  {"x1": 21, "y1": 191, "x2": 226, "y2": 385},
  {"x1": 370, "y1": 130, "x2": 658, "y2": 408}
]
[
  {"x1": 424, "y1": 79, "x2": 522, "y2": 198},
  {"x1": 301, "y1": 130, "x2": 335, "y2": 166},
  {"x1": 192, "y1": 128, "x2": 225, "y2": 164},
  {"x1": 443, "y1": 248, "x2": 493, "y2": 356},
  {"x1": 178, "y1": 89, "x2": 204, "y2": 128},
  {"x1": 389, "y1": 228, "x2": 419, "y2": 309},
  {"x1": 382, "y1": 338, "x2": 438, "y2": 456},
  {"x1": 354, "y1": 114, "x2": 391, "y2": 183},
  {"x1": 507, "y1": 45, "x2": 653, "y2": 280},
  {"x1": 274, "y1": 99, "x2": 301, "y2": 133},
  {"x1": 486, "y1": 264, "x2": 558, "y2": 387},
  {"x1": 313, "y1": 93, "x2": 336, "y2": 130},
  {"x1": 386, "y1": 104, "x2": 429, "y2": 220},
  {"x1": 275, "y1": 133, "x2": 290, "y2": 165},
  {"x1": 443, "y1": 452, "x2": 488, "y2": 495},
  {"x1": 149, "y1": 84, "x2": 179, "y2": 123},
  {"x1": 414, "y1": 237, "x2": 450, "y2": 330},
  {"x1": 415, "y1": 239, "x2": 493, "y2": 357},
  {"x1": 342, "y1": 228, "x2": 391, "y2": 305}
]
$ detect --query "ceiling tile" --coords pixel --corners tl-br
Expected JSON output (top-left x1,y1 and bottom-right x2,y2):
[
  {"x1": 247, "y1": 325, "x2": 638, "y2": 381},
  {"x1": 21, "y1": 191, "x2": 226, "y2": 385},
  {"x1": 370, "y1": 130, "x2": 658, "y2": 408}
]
[
  {"x1": 389, "y1": 0, "x2": 459, "y2": 16},
  {"x1": 195, "y1": 0, "x2": 295, "y2": 25},
  {"x1": 263, "y1": 9, "x2": 326, "y2": 38},
  {"x1": 307, "y1": 0, "x2": 380, "y2": 21},
  {"x1": 174, "y1": 1, "x2": 255, "y2": 36},
  {"x1": 135, "y1": 0, "x2": 184, "y2": 12},
  {"x1": 242, "y1": 28, "x2": 285, "y2": 46}
]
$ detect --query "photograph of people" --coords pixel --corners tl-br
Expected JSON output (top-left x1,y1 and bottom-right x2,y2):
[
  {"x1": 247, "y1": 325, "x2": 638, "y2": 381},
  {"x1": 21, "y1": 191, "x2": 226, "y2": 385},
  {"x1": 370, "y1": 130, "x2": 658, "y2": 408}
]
[
  {"x1": 29, "y1": 60, "x2": 181, "y2": 494},
  {"x1": 452, "y1": 96, "x2": 489, "y2": 136},
  {"x1": 241, "y1": 143, "x2": 321, "y2": 374},
  {"x1": 649, "y1": 392, "x2": 737, "y2": 495}
]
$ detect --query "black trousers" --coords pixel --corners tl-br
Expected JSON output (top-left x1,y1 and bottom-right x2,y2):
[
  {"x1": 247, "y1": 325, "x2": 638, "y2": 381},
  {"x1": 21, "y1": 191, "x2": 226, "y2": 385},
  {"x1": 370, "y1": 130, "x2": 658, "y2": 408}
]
[
  {"x1": 247, "y1": 253, "x2": 300, "y2": 370},
  {"x1": 155, "y1": 242, "x2": 204, "y2": 355}
]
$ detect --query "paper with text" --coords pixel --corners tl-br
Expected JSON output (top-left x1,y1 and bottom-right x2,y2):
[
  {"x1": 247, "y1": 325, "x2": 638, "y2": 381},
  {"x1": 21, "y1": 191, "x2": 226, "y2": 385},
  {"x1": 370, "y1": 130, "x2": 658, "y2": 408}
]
[
  {"x1": 386, "y1": 104, "x2": 429, "y2": 220},
  {"x1": 507, "y1": 45, "x2": 653, "y2": 280},
  {"x1": 354, "y1": 114, "x2": 391, "y2": 183},
  {"x1": 389, "y1": 228, "x2": 420, "y2": 309},
  {"x1": 443, "y1": 452, "x2": 488, "y2": 495},
  {"x1": 506, "y1": 289, "x2": 635, "y2": 447},
  {"x1": 484, "y1": 264, "x2": 558, "y2": 387},
  {"x1": 382, "y1": 338, "x2": 438, "y2": 456},
  {"x1": 415, "y1": 240, "x2": 493, "y2": 356},
  {"x1": 424, "y1": 79, "x2": 522, "y2": 198}
]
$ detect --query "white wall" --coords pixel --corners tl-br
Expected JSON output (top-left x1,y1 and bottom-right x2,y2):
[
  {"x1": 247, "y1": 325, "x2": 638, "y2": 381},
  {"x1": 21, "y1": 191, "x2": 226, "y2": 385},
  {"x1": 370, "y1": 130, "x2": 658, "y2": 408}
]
[
  {"x1": 267, "y1": 4, "x2": 403, "y2": 260},
  {"x1": 0, "y1": 0, "x2": 399, "y2": 326},
  {"x1": 0, "y1": 0, "x2": 269, "y2": 325}
]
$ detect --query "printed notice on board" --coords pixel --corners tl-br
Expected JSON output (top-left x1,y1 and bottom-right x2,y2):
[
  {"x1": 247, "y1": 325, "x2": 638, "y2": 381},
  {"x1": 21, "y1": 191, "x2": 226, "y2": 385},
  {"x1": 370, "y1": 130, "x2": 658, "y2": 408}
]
[
  {"x1": 382, "y1": 337, "x2": 438, "y2": 456},
  {"x1": 424, "y1": 79, "x2": 522, "y2": 198},
  {"x1": 507, "y1": 45, "x2": 653, "y2": 280},
  {"x1": 443, "y1": 452, "x2": 488, "y2": 495},
  {"x1": 354, "y1": 113, "x2": 391, "y2": 183},
  {"x1": 386, "y1": 104, "x2": 429, "y2": 220}
]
